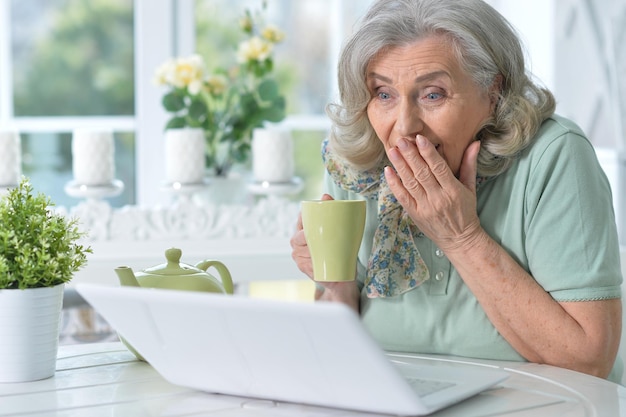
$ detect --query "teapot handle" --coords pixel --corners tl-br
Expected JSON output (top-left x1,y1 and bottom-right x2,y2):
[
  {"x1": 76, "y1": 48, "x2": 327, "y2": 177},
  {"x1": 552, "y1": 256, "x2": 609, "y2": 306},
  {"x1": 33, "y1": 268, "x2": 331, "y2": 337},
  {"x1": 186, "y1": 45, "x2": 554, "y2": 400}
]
[{"x1": 195, "y1": 260, "x2": 234, "y2": 294}]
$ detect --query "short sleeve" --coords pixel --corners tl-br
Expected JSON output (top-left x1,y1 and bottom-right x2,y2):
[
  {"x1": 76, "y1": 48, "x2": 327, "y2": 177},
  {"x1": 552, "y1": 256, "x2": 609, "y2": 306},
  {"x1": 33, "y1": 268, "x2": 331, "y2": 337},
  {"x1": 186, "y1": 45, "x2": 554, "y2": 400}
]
[{"x1": 524, "y1": 129, "x2": 622, "y2": 301}]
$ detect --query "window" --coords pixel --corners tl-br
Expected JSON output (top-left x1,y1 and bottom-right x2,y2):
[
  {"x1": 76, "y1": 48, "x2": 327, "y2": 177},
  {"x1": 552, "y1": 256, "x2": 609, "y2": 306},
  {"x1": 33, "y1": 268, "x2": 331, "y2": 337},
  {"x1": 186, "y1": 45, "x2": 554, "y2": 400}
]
[
  {"x1": 1, "y1": 0, "x2": 135, "y2": 208},
  {"x1": 0, "y1": 0, "x2": 373, "y2": 207}
]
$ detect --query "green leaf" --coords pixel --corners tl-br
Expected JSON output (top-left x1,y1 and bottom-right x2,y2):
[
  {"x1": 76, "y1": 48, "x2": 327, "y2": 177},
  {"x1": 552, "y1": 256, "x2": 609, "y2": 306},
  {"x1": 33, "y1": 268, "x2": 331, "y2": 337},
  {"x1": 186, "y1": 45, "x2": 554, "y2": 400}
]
[
  {"x1": 259, "y1": 97, "x2": 286, "y2": 123},
  {"x1": 165, "y1": 117, "x2": 187, "y2": 129},
  {"x1": 188, "y1": 97, "x2": 208, "y2": 120},
  {"x1": 239, "y1": 92, "x2": 258, "y2": 113},
  {"x1": 187, "y1": 119, "x2": 203, "y2": 128},
  {"x1": 257, "y1": 79, "x2": 279, "y2": 101},
  {"x1": 162, "y1": 91, "x2": 186, "y2": 112}
]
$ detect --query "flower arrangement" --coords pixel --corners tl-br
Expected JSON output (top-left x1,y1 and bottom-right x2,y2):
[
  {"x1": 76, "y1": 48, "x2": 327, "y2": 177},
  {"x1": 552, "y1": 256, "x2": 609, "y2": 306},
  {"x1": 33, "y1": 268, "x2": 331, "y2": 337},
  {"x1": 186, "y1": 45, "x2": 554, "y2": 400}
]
[{"x1": 154, "y1": 5, "x2": 286, "y2": 176}]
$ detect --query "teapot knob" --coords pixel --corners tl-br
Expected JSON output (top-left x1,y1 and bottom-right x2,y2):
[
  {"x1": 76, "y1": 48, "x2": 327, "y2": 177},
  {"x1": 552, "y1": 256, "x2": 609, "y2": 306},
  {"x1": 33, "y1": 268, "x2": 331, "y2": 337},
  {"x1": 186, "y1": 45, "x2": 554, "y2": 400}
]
[{"x1": 165, "y1": 248, "x2": 183, "y2": 265}]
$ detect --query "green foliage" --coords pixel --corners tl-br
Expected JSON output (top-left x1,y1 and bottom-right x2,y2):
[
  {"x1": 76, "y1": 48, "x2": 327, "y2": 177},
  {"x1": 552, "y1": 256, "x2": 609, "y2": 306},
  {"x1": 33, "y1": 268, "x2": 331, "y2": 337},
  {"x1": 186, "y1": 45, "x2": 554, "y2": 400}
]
[{"x1": 0, "y1": 178, "x2": 92, "y2": 289}]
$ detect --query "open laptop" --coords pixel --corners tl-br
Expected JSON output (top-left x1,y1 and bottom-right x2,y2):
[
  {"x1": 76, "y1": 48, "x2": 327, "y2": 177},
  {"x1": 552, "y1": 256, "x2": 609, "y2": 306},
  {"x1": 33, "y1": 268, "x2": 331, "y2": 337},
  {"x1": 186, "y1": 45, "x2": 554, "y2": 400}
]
[{"x1": 76, "y1": 284, "x2": 509, "y2": 416}]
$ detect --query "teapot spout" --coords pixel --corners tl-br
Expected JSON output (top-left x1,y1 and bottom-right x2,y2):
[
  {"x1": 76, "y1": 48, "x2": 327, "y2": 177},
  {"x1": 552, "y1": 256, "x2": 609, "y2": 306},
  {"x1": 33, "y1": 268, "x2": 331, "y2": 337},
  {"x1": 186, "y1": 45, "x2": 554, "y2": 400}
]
[{"x1": 115, "y1": 266, "x2": 140, "y2": 287}]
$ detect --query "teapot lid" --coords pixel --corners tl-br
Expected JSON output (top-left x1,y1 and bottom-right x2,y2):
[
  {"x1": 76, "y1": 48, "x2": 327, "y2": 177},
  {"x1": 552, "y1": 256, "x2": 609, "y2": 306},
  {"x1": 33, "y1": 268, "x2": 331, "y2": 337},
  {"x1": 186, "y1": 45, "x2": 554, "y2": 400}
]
[{"x1": 143, "y1": 248, "x2": 206, "y2": 276}]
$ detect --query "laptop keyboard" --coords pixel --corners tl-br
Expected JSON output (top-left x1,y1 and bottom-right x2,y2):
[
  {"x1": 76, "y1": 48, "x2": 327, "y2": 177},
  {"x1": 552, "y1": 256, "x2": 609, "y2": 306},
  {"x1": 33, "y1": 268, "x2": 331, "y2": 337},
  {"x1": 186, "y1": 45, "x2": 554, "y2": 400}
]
[{"x1": 405, "y1": 377, "x2": 455, "y2": 397}]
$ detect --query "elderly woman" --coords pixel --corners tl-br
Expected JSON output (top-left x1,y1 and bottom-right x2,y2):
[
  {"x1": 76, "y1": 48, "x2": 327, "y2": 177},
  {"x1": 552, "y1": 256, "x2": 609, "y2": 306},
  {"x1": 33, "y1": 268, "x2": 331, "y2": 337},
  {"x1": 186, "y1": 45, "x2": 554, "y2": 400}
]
[{"x1": 291, "y1": 0, "x2": 623, "y2": 382}]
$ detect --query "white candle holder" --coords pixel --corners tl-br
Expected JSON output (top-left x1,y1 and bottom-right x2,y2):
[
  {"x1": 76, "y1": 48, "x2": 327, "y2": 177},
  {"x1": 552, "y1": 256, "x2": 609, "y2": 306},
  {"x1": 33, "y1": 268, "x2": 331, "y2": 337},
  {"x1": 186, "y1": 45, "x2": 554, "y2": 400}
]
[
  {"x1": 66, "y1": 129, "x2": 124, "y2": 201},
  {"x1": 247, "y1": 177, "x2": 304, "y2": 196},
  {"x1": 64, "y1": 179, "x2": 125, "y2": 200},
  {"x1": 160, "y1": 179, "x2": 211, "y2": 205},
  {"x1": 71, "y1": 129, "x2": 116, "y2": 185},
  {"x1": 164, "y1": 128, "x2": 206, "y2": 185},
  {"x1": 249, "y1": 126, "x2": 303, "y2": 197},
  {"x1": 251, "y1": 127, "x2": 294, "y2": 183},
  {"x1": 0, "y1": 130, "x2": 22, "y2": 190}
]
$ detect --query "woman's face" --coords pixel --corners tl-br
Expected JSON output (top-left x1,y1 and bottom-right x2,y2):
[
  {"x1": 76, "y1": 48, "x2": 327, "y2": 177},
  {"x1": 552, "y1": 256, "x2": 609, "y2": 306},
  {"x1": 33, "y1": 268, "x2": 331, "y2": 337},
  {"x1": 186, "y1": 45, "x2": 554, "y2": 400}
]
[{"x1": 366, "y1": 36, "x2": 496, "y2": 176}]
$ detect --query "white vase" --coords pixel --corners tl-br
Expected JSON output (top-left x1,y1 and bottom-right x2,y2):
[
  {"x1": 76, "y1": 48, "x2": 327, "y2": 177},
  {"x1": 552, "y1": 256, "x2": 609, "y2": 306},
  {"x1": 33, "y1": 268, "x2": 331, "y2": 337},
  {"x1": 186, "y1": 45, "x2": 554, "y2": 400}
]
[{"x1": 0, "y1": 284, "x2": 64, "y2": 383}]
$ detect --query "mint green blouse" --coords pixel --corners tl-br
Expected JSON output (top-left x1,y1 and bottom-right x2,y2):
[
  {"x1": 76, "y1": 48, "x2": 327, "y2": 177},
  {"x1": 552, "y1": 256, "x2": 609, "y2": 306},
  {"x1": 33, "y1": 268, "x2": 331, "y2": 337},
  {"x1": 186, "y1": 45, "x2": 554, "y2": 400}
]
[{"x1": 323, "y1": 115, "x2": 623, "y2": 382}]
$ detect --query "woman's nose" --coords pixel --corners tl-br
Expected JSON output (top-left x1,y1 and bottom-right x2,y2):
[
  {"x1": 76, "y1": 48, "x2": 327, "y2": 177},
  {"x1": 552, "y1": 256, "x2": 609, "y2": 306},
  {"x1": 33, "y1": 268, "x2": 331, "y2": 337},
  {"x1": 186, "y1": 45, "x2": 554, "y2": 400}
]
[{"x1": 395, "y1": 100, "x2": 423, "y2": 138}]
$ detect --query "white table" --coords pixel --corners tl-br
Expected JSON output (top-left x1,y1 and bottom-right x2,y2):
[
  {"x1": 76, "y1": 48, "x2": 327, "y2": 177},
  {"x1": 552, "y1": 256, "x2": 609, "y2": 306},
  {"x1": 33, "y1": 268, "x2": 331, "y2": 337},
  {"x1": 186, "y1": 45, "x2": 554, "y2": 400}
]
[{"x1": 1, "y1": 342, "x2": 625, "y2": 416}]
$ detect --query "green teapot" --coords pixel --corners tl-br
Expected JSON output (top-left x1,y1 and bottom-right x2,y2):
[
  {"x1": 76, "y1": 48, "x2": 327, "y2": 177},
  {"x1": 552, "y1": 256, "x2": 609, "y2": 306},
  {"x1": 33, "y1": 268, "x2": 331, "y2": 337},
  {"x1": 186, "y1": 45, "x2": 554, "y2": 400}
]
[
  {"x1": 115, "y1": 247, "x2": 234, "y2": 294},
  {"x1": 114, "y1": 247, "x2": 234, "y2": 361}
]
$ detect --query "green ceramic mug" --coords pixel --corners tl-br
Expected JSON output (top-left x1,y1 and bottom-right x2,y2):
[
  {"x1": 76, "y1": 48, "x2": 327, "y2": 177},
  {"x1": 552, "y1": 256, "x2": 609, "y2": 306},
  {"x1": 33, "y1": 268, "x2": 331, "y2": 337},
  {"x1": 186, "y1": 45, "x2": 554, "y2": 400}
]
[{"x1": 301, "y1": 199, "x2": 366, "y2": 282}]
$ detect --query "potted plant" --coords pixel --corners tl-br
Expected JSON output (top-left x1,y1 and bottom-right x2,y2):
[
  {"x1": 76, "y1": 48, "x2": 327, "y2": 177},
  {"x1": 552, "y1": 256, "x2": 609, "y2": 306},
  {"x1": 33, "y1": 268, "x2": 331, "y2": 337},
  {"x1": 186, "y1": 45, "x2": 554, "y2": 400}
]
[{"x1": 0, "y1": 177, "x2": 92, "y2": 383}]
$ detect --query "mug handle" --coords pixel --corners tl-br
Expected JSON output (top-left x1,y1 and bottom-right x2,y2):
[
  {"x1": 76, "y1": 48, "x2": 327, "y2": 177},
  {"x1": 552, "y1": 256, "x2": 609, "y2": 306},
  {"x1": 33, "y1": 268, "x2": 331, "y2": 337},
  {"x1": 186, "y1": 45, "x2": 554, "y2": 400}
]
[{"x1": 195, "y1": 260, "x2": 234, "y2": 294}]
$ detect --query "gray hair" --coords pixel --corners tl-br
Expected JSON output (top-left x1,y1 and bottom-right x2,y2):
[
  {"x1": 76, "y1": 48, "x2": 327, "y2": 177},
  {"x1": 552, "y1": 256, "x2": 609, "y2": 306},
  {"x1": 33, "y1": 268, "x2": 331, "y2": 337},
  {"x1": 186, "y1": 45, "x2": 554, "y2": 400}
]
[{"x1": 326, "y1": 0, "x2": 556, "y2": 176}]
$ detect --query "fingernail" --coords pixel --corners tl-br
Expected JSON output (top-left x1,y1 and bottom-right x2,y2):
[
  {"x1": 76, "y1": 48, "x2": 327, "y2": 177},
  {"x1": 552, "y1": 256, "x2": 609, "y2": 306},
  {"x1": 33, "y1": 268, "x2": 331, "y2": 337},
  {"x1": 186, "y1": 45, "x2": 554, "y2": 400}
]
[
  {"x1": 388, "y1": 146, "x2": 401, "y2": 161},
  {"x1": 416, "y1": 135, "x2": 428, "y2": 148},
  {"x1": 397, "y1": 138, "x2": 409, "y2": 150}
]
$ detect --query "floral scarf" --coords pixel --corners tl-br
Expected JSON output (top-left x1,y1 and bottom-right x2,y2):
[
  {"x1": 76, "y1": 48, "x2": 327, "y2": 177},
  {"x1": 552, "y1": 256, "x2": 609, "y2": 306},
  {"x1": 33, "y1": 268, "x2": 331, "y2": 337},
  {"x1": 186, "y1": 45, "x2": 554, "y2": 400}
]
[{"x1": 322, "y1": 139, "x2": 429, "y2": 298}]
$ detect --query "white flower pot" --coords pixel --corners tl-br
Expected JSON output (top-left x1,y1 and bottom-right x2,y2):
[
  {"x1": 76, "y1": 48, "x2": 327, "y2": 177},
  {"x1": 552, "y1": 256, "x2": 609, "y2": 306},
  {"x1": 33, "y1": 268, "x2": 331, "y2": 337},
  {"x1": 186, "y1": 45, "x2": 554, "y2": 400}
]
[{"x1": 0, "y1": 284, "x2": 64, "y2": 383}]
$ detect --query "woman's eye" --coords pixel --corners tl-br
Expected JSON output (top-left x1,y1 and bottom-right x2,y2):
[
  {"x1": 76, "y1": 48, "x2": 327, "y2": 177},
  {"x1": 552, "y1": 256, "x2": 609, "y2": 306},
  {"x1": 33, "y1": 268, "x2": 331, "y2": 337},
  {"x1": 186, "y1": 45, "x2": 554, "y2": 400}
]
[
  {"x1": 378, "y1": 91, "x2": 391, "y2": 100},
  {"x1": 425, "y1": 92, "x2": 442, "y2": 100}
]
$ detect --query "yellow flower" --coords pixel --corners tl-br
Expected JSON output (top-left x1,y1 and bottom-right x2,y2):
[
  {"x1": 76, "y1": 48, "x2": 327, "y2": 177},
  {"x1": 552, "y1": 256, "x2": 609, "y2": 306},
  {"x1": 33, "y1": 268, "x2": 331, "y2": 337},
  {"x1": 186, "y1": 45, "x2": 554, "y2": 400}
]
[
  {"x1": 237, "y1": 36, "x2": 273, "y2": 63},
  {"x1": 261, "y1": 24, "x2": 285, "y2": 43},
  {"x1": 171, "y1": 54, "x2": 205, "y2": 94},
  {"x1": 153, "y1": 60, "x2": 175, "y2": 86},
  {"x1": 206, "y1": 74, "x2": 228, "y2": 96},
  {"x1": 154, "y1": 54, "x2": 206, "y2": 94}
]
